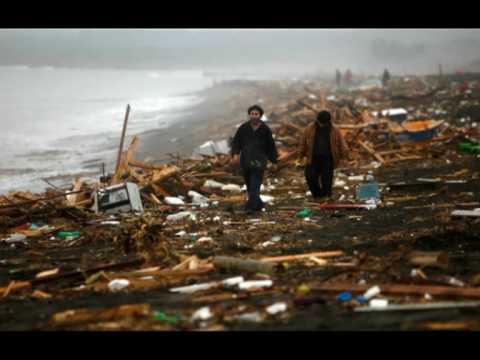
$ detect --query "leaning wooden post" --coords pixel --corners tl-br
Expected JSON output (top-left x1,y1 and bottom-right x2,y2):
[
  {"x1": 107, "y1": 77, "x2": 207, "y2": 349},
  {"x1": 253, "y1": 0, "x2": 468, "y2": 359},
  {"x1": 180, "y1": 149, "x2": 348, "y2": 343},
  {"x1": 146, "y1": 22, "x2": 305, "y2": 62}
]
[{"x1": 115, "y1": 104, "x2": 131, "y2": 174}]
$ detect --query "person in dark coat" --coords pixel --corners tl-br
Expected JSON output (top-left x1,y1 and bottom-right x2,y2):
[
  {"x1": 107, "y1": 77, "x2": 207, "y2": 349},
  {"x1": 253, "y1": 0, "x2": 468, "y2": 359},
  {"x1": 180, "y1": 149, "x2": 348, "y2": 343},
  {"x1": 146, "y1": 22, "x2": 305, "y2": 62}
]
[
  {"x1": 335, "y1": 69, "x2": 342, "y2": 87},
  {"x1": 382, "y1": 68, "x2": 391, "y2": 88},
  {"x1": 230, "y1": 105, "x2": 278, "y2": 213}
]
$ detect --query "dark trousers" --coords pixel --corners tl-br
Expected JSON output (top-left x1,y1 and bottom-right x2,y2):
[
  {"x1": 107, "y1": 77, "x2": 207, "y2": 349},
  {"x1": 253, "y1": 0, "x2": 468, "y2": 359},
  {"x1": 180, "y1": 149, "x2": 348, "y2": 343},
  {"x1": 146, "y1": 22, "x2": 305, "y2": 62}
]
[
  {"x1": 242, "y1": 168, "x2": 265, "y2": 211},
  {"x1": 305, "y1": 154, "x2": 334, "y2": 198}
]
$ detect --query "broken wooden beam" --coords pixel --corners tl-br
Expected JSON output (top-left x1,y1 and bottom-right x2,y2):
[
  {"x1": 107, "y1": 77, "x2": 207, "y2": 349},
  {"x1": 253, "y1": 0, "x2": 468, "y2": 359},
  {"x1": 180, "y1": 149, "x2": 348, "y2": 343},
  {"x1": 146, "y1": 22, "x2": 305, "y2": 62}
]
[
  {"x1": 0, "y1": 257, "x2": 145, "y2": 297},
  {"x1": 357, "y1": 140, "x2": 386, "y2": 164},
  {"x1": 260, "y1": 251, "x2": 345, "y2": 263},
  {"x1": 111, "y1": 135, "x2": 139, "y2": 185},
  {"x1": 214, "y1": 256, "x2": 277, "y2": 274},
  {"x1": 151, "y1": 166, "x2": 180, "y2": 184},
  {"x1": 0, "y1": 190, "x2": 88, "y2": 210},
  {"x1": 115, "y1": 104, "x2": 131, "y2": 174},
  {"x1": 65, "y1": 178, "x2": 82, "y2": 207},
  {"x1": 408, "y1": 251, "x2": 449, "y2": 270}
]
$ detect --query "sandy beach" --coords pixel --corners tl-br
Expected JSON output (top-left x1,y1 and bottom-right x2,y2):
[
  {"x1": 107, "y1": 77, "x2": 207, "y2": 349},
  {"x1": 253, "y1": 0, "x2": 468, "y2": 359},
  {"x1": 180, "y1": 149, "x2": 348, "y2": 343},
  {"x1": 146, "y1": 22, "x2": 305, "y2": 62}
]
[{"x1": 134, "y1": 80, "x2": 289, "y2": 164}]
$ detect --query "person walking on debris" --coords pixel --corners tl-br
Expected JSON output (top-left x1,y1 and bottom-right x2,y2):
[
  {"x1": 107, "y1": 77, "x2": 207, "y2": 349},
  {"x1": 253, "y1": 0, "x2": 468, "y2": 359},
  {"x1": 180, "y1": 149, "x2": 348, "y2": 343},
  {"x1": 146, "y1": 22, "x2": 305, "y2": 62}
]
[
  {"x1": 344, "y1": 69, "x2": 353, "y2": 86},
  {"x1": 230, "y1": 105, "x2": 278, "y2": 213},
  {"x1": 335, "y1": 69, "x2": 342, "y2": 88},
  {"x1": 382, "y1": 68, "x2": 391, "y2": 88},
  {"x1": 299, "y1": 110, "x2": 349, "y2": 200}
]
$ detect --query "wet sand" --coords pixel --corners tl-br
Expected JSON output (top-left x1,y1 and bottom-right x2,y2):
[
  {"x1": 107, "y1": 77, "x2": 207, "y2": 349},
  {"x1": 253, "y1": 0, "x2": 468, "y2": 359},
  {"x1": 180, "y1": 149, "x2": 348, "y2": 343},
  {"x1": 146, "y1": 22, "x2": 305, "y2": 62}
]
[{"x1": 134, "y1": 81, "x2": 272, "y2": 163}]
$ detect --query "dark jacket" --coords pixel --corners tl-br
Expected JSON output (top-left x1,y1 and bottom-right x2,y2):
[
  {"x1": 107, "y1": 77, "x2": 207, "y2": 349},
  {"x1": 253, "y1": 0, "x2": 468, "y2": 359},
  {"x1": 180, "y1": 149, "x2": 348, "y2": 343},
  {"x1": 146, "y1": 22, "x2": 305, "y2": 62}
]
[{"x1": 231, "y1": 121, "x2": 278, "y2": 170}]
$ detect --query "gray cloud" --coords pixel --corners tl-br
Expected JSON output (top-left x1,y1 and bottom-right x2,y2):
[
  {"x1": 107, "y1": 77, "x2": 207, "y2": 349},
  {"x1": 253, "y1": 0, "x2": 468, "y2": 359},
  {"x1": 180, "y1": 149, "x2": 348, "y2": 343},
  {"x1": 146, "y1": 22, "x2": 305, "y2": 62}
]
[{"x1": 1, "y1": 29, "x2": 479, "y2": 75}]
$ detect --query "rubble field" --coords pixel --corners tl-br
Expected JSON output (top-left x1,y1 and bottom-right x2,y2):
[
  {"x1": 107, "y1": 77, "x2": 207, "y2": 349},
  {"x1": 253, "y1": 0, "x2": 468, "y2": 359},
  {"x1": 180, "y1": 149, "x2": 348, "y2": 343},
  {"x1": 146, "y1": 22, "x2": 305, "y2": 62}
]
[{"x1": 1, "y1": 74, "x2": 480, "y2": 331}]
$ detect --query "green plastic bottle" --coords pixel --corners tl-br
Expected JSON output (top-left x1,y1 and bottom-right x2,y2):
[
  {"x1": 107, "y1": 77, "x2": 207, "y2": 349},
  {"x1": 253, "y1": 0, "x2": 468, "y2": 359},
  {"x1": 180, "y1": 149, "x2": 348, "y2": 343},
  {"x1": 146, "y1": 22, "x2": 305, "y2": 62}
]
[
  {"x1": 153, "y1": 311, "x2": 181, "y2": 324},
  {"x1": 57, "y1": 231, "x2": 81, "y2": 239},
  {"x1": 459, "y1": 142, "x2": 480, "y2": 154},
  {"x1": 296, "y1": 208, "x2": 312, "y2": 218}
]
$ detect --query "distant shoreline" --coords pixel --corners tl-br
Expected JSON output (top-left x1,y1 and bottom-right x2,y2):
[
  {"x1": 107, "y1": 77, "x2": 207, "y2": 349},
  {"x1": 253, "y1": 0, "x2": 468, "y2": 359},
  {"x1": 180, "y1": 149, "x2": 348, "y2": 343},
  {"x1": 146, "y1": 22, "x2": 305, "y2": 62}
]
[{"x1": 134, "y1": 81, "x2": 245, "y2": 163}]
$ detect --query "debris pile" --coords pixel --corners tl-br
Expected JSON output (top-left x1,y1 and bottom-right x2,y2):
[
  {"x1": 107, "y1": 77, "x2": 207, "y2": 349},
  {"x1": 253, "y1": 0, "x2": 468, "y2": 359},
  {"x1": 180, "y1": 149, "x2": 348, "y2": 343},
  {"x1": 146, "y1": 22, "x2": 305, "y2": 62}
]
[{"x1": 1, "y1": 74, "x2": 480, "y2": 331}]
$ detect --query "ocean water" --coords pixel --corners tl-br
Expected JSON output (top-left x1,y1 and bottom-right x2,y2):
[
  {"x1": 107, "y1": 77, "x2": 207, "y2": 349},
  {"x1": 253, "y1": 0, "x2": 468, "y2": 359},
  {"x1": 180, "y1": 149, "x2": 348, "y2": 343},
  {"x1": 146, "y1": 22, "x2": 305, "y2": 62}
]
[{"x1": 0, "y1": 66, "x2": 212, "y2": 194}]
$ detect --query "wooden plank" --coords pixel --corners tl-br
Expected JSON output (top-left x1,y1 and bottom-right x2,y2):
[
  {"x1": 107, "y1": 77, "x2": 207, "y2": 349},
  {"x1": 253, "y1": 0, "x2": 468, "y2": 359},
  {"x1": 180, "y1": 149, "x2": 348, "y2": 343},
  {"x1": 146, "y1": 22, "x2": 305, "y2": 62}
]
[
  {"x1": 150, "y1": 193, "x2": 162, "y2": 205},
  {"x1": 189, "y1": 171, "x2": 231, "y2": 178},
  {"x1": 0, "y1": 257, "x2": 145, "y2": 297},
  {"x1": 260, "y1": 251, "x2": 345, "y2": 263},
  {"x1": 280, "y1": 121, "x2": 305, "y2": 134},
  {"x1": 115, "y1": 104, "x2": 131, "y2": 174},
  {"x1": 66, "y1": 177, "x2": 82, "y2": 206},
  {"x1": 0, "y1": 281, "x2": 31, "y2": 297},
  {"x1": 111, "y1": 135, "x2": 139, "y2": 185},
  {"x1": 408, "y1": 251, "x2": 449, "y2": 269},
  {"x1": 214, "y1": 256, "x2": 277, "y2": 274},
  {"x1": 0, "y1": 190, "x2": 88, "y2": 210},
  {"x1": 151, "y1": 184, "x2": 171, "y2": 197},
  {"x1": 52, "y1": 304, "x2": 151, "y2": 324},
  {"x1": 388, "y1": 156, "x2": 424, "y2": 163},
  {"x1": 357, "y1": 140, "x2": 386, "y2": 164},
  {"x1": 128, "y1": 159, "x2": 168, "y2": 171}
]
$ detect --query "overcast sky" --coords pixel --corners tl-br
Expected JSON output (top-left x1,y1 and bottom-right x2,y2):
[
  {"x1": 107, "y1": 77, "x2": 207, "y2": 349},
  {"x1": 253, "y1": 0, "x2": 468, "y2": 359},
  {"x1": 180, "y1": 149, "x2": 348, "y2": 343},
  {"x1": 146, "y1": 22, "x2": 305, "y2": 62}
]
[{"x1": 1, "y1": 29, "x2": 479, "y2": 75}]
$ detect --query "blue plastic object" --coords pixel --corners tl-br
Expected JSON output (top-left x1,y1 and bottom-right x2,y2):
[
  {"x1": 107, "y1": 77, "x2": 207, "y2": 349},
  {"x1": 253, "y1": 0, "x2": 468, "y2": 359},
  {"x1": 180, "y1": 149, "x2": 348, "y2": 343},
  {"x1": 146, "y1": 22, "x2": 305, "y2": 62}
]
[
  {"x1": 357, "y1": 182, "x2": 380, "y2": 201},
  {"x1": 337, "y1": 291, "x2": 353, "y2": 302},
  {"x1": 356, "y1": 295, "x2": 366, "y2": 304}
]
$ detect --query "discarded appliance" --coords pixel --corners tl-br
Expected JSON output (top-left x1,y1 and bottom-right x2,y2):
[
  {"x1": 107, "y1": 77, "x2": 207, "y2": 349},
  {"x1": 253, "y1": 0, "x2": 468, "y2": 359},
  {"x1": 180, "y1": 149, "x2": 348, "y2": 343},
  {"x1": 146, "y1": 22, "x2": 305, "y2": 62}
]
[{"x1": 93, "y1": 182, "x2": 144, "y2": 214}]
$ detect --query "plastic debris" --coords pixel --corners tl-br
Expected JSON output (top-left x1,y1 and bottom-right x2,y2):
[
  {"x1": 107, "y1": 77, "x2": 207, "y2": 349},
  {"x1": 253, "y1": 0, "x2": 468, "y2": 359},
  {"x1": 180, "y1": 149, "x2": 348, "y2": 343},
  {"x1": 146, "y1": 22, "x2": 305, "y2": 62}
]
[
  {"x1": 356, "y1": 295, "x2": 366, "y2": 304},
  {"x1": 166, "y1": 211, "x2": 195, "y2": 223},
  {"x1": 363, "y1": 285, "x2": 381, "y2": 300},
  {"x1": 336, "y1": 291, "x2": 353, "y2": 302},
  {"x1": 164, "y1": 197, "x2": 185, "y2": 206},
  {"x1": 369, "y1": 299, "x2": 389, "y2": 308},
  {"x1": 296, "y1": 208, "x2": 312, "y2": 218},
  {"x1": 238, "y1": 280, "x2": 273, "y2": 290},
  {"x1": 153, "y1": 311, "x2": 181, "y2": 324},
  {"x1": 221, "y1": 184, "x2": 242, "y2": 192},
  {"x1": 348, "y1": 175, "x2": 365, "y2": 182},
  {"x1": 203, "y1": 179, "x2": 226, "y2": 189},
  {"x1": 188, "y1": 190, "x2": 209, "y2": 205},
  {"x1": 3, "y1": 233, "x2": 27, "y2": 243},
  {"x1": 57, "y1": 231, "x2": 81, "y2": 239},
  {"x1": 232, "y1": 312, "x2": 263, "y2": 323},
  {"x1": 357, "y1": 182, "x2": 380, "y2": 201},
  {"x1": 191, "y1": 306, "x2": 213, "y2": 322},
  {"x1": 107, "y1": 279, "x2": 130, "y2": 292},
  {"x1": 100, "y1": 221, "x2": 121, "y2": 226},
  {"x1": 259, "y1": 195, "x2": 275, "y2": 204},
  {"x1": 221, "y1": 276, "x2": 245, "y2": 287},
  {"x1": 266, "y1": 302, "x2": 288, "y2": 315},
  {"x1": 170, "y1": 282, "x2": 218, "y2": 294}
]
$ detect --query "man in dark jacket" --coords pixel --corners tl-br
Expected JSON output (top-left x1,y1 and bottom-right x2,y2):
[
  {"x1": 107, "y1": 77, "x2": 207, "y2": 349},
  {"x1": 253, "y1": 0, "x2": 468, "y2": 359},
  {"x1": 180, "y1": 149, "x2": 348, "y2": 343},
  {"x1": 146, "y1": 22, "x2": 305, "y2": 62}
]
[
  {"x1": 335, "y1": 69, "x2": 342, "y2": 87},
  {"x1": 231, "y1": 105, "x2": 278, "y2": 213},
  {"x1": 382, "y1": 68, "x2": 391, "y2": 88}
]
